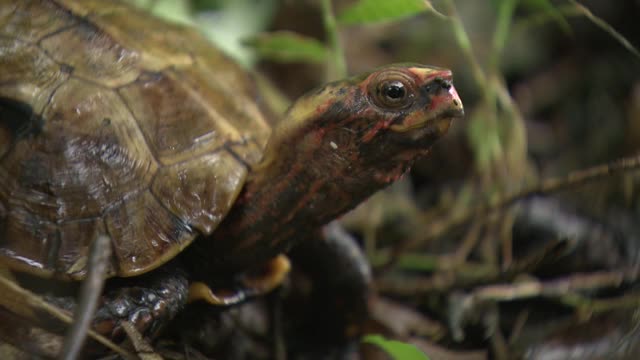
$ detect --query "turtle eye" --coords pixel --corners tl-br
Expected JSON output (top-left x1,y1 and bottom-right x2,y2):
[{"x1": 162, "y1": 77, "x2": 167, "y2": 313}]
[
  {"x1": 381, "y1": 81, "x2": 406, "y2": 101},
  {"x1": 369, "y1": 74, "x2": 415, "y2": 110}
]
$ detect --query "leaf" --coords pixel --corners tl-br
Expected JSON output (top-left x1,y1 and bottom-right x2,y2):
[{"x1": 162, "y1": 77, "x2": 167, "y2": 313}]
[
  {"x1": 195, "y1": 0, "x2": 280, "y2": 66},
  {"x1": 244, "y1": 31, "x2": 328, "y2": 64},
  {"x1": 362, "y1": 334, "x2": 431, "y2": 360},
  {"x1": 129, "y1": 0, "x2": 195, "y2": 25},
  {"x1": 338, "y1": 0, "x2": 440, "y2": 25}
]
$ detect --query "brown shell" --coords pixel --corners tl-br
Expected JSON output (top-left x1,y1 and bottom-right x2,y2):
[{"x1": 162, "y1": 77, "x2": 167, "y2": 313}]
[{"x1": 0, "y1": 0, "x2": 272, "y2": 279}]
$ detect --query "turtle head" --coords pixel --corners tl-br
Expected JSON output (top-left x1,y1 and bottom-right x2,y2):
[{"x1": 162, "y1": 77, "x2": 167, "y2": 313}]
[
  {"x1": 268, "y1": 64, "x2": 464, "y2": 184},
  {"x1": 254, "y1": 63, "x2": 464, "y2": 206}
]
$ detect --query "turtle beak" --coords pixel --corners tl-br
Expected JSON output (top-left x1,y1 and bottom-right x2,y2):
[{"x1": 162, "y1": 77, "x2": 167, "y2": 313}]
[{"x1": 390, "y1": 67, "x2": 464, "y2": 134}]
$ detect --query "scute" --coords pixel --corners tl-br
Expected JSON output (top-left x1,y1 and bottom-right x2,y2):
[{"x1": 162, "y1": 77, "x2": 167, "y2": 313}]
[
  {"x1": 58, "y1": 218, "x2": 113, "y2": 279},
  {"x1": 177, "y1": 62, "x2": 272, "y2": 150},
  {"x1": 0, "y1": 0, "x2": 272, "y2": 279},
  {"x1": 104, "y1": 191, "x2": 195, "y2": 276},
  {"x1": 39, "y1": 21, "x2": 141, "y2": 87},
  {"x1": 118, "y1": 69, "x2": 241, "y2": 165},
  {"x1": 151, "y1": 151, "x2": 247, "y2": 235},
  {"x1": 0, "y1": 38, "x2": 70, "y2": 116},
  {"x1": 0, "y1": 0, "x2": 79, "y2": 43},
  {"x1": 55, "y1": 0, "x2": 196, "y2": 71},
  {"x1": 0, "y1": 208, "x2": 57, "y2": 274}
]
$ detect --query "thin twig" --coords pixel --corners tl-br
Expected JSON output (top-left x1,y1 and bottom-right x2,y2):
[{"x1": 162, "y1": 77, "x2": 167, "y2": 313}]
[
  {"x1": 569, "y1": 0, "x2": 640, "y2": 61},
  {"x1": 0, "y1": 275, "x2": 136, "y2": 359},
  {"x1": 443, "y1": 0, "x2": 486, "y2": 87},
  {"x1": 61, "y1": 235, "x2": 112, "y2": 360},
  {"x1": 447, "y1": 267, "x2": 640, "y2": 343},
  {"x1": 121, "y1": 321, "x2": 163, "y2": 360},
  {"x1": 377, "y1": 263, "x2": 499, "y2": 295},
  {"x1": 467, "y1": 267, "x2": 639, "y2": 304}
]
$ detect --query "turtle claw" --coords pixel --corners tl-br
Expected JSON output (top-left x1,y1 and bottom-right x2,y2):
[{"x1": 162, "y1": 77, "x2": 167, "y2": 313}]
[
  {"x1": 187, "y1": 282, "x2": 247, "y2": 306},
  {"x1": 241, "y1": 254, "x2": 291, "y2": 294},
  {"x1": 188, "y1": 255, "x2": 291, "y2": 306}
]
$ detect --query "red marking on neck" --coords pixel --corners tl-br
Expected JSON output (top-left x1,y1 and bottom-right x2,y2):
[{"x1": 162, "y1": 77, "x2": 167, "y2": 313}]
[
  {"x1": 282, "y1": 179, "x2": 324, "y2": 224},
  {"x1": 362, "y1": 118, "x2": 392, "y2": 143},
  {"x1": 313, "y1": 127, "x2": 327, "y2": 144}
]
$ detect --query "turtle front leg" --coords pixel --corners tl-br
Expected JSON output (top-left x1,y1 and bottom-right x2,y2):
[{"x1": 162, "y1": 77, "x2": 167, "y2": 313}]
[
  {"x1": 0, "y1": 262, "x2": 188, "y2": 358},
  {"x1": 45, "y1": 265, "x2": 189, "y2": 344}
]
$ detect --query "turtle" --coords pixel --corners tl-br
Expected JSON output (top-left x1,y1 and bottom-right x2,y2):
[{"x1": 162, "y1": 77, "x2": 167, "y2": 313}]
[{"x1": 0, "y1": 0, "x2": 463, "y2": 354}]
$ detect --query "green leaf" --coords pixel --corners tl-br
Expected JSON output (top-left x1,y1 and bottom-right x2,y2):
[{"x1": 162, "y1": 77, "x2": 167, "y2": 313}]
[
  {"x1": 244, "y1": 31, "x2": 328, "y2": 64},
  {"x1": 128, "y1": 0, "x2": 195, "y2": 25},
  {"x1": 195, "y1": 0, "x2": 279, "y2": 67},
  {"x1": 338, "y1": 0, "x2": 438, "y2": 25},
  {"x1": 363, "y1": 335, "x2": 430, "y2": 360}
]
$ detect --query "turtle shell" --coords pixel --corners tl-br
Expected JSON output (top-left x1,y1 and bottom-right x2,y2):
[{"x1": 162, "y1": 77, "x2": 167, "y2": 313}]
[{"x1": 0, "y1": 0, "x2": 272, "y2": 279}]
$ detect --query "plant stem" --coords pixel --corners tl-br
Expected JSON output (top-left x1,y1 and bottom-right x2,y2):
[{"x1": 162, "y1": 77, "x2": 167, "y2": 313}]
[
  {"x1": 320, "y1": 0, "x2": 347, "y2": 80},
  {"x1": 490, "y1": 0, "x2": 517, "y2": 72},
  {"x1": 569, "y1": 0, "x2": 640, "y2": 60},
  {"x1": 443, "y1": 0, "x2": 486, "y2": 89}
]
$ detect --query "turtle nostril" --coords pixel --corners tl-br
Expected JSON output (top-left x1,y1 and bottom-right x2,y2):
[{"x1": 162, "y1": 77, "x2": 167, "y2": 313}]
[
  {"x1": 428, "y1": 78, "x2": 452, "y2": 94},
  {"x1": 434, "y1": 78, "x2": 452, "y2": 90}
]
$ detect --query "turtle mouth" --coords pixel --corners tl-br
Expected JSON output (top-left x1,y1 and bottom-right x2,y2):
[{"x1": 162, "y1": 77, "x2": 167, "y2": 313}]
[
  {"x1": 390, "y1": 106, "x2": 464, "y2": 133},
  {"x1": 394, "y1": 113, "x2": 458, "y2": 143},
  {"x1": 389, "y1": 82, "x2": 464, "y2": 134}
]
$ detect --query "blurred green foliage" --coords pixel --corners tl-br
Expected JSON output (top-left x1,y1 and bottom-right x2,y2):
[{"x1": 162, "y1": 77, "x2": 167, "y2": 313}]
[
  {"x1": 243, "y1": 31, "x2": 328, "y2": 64},
  {"x1": 128, "y1": 0, "x2": 193, "y2": 24},
  {"x1": 128, "y1": 0, "x2": 278, "y2": 66},
  {"x1": 337, "y1": 0, "x2": 437, "y2": 25},
  {"x1": 363, "y1": 334, "x2": 431, "y2": 360}
]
